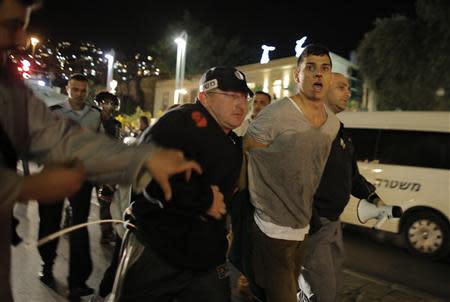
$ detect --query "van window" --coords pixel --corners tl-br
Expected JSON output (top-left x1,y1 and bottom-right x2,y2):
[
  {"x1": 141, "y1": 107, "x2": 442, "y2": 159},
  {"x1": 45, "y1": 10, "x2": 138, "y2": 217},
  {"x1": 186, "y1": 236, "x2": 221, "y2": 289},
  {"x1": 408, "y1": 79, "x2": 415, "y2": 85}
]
[
  {"x1": 347, "y1": 128, "x2": 379, "y2": 161},
  {"x1": 377, "y1": 130, "x2": 449, "y2": 170}
]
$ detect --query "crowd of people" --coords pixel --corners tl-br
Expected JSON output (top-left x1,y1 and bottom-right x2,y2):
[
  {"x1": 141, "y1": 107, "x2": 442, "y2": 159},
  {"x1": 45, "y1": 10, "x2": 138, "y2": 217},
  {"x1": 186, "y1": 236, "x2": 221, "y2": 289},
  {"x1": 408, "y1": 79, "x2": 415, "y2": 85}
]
[{"x1": 0, "y1": 1, "x2": 387, "y2": 302}]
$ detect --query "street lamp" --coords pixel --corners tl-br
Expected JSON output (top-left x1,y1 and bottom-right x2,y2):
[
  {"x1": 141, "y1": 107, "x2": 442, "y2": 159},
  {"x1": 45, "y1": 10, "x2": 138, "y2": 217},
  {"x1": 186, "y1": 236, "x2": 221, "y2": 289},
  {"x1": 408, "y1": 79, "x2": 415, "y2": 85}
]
[
  {"x1": 110, "y1": 80, "x2": 118, "y2": 95},
  {"x1": 105, "y1": 50, "x2": 115, "y2": 92},
  {"x1": 30, "y1": 36, "x2": 39, "y2": 56},
  {"x1": 174, "y1": 31, "x2": 187, "y2": 104}
]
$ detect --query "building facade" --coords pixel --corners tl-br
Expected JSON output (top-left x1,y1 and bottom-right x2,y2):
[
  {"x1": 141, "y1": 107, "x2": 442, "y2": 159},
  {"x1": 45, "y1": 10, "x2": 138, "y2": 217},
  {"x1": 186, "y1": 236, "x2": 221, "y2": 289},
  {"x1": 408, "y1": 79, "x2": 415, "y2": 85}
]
[{"x1": 153, "y1": 53, "x2": 373, "y2": 116}]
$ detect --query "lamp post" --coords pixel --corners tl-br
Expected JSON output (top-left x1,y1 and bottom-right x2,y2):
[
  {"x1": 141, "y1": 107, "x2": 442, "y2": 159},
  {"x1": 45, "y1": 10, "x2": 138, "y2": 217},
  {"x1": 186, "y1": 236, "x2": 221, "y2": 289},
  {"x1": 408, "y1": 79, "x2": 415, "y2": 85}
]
[
  {"x1": 30, "y1": 36, "x2": 39, "y2": 57},
  {"x1": 105, "y1": 50, "x2": 115, "y2": 92},
  {"x1": 174, "y1": 31, "x2": 187, "y2": 104}
]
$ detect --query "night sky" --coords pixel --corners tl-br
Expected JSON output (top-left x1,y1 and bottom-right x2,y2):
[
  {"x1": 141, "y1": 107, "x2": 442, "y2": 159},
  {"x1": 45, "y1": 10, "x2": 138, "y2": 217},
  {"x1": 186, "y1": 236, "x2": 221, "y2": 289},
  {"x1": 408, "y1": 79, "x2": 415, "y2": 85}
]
[{"x1": 29, "y1": 0, "x2": 417, "y2": 62}]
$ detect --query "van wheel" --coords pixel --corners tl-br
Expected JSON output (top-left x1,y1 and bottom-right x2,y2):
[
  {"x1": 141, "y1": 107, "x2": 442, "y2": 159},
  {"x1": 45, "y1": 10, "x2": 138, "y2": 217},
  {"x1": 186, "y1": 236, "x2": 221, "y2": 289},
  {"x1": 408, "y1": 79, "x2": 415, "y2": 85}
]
[{"x1": 403, "y1": 210, "x2": 450, "y2": 259}]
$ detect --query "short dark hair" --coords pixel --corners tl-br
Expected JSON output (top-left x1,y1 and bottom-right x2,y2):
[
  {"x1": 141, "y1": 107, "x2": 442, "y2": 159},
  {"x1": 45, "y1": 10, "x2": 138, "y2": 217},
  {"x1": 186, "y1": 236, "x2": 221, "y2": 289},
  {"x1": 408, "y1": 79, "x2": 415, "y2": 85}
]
[
  {"x1": 95, "y1": 91, "x2": 119, "y2": 107},
  {"x1": 297, "y1": 44, "x2": 332, "y2": 67},
  {"x1": 69, "y1": 73, "x2": 88, "y2": 83},
  {"x1": 139, "y1": 116, "x2": 149, "y2": 126},
  {"x1": 254, "y1": 91, "x2": 272, "y2": 103}
]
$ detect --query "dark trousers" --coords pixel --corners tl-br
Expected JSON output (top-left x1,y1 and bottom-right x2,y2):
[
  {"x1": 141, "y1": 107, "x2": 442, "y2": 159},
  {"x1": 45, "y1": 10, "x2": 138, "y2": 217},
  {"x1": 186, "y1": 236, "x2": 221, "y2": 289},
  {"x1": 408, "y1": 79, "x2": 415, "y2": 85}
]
[
  {"x1": 249, "y1": 217, "x2": 307, "y2": 302},
  {"x1": 0, "y1": 210, "x2": 13, "y2": 302},
  {"x1": 96, "y1": 186, "x2": 114, "y2": 236},
  {"x1": 38, "y1": 181, "x2": 93, "y2": 287},
  {"x1": 121, "y1": 236, "x2": 230, "y2": 302},
  {"x1": 99, "y1": 236, "x2": 122, "y2": 297},
  {"x1": 98, "y1": 199, "x2": 114, "y2": 235}
]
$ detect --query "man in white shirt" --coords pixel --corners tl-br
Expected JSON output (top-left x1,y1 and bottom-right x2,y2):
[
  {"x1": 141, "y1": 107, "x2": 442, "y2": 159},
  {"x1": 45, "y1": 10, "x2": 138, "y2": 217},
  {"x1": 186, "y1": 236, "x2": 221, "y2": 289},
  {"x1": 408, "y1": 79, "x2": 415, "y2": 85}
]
[{"x1": 234, "y1": 91, "x2": 271, "y2": 136}]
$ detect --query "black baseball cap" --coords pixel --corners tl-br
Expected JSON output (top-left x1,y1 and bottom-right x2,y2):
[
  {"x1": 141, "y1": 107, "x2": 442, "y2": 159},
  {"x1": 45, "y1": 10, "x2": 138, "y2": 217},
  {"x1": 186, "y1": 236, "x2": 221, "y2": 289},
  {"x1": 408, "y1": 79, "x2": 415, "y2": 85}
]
[{"x1": 199, "y1": 66, "x2": 254, "y2": 97}]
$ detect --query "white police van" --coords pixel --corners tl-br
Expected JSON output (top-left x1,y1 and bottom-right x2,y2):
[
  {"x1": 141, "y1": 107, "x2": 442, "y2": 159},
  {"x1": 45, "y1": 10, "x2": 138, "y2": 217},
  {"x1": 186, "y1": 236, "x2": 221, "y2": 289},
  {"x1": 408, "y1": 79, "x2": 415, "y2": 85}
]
[{"x1": 338, "y1": 111, "x2": 450, "y2": 259}]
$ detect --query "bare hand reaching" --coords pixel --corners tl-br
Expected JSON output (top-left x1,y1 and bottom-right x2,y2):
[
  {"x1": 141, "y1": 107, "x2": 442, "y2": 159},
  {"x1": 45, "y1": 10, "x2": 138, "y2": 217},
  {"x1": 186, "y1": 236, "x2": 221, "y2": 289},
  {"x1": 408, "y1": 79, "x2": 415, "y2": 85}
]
[
  {"x1": 145, "y1": 149, "x2": 203, "y2": 201},
  {"x1": 206, "y1": 185, "x2": 226, "y2": 220},
  {"x1": 19, "y1": 160, "x2": 86, "y2": 203}
]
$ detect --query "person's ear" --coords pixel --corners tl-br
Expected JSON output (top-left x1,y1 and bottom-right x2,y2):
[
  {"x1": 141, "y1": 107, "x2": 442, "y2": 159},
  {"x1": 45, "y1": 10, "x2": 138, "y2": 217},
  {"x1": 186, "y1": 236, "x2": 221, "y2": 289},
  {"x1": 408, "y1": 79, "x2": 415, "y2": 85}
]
[
  {"x1": 294, "y1": 68, "x2": 300, "y2": 84},
  {"x1": 198, "y1": 91, "x2": 208, "y2": 105}
]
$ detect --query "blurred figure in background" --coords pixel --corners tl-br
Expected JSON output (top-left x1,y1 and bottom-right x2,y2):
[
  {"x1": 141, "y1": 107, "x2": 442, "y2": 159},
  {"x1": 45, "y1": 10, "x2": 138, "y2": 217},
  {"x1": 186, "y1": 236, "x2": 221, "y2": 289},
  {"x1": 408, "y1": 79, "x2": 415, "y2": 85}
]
[
  {"x1": 94, "y1": 91, "x2": 122, "y2": 245},
  {"x1": 234, "y1": 91, "x2": 271, "y2": 136},
  {"x1": 138, "y1": 115, "x2": 149, "y2": 135},
  {"x1": 233, "y1": 90, "x2": 271, "y2": 300},
  {"x1": 136, "y1": 115, "x2": 150, "y2": 145},
  {"x1": 96, "y1": 91, "x2": 121, "y2": 139}
]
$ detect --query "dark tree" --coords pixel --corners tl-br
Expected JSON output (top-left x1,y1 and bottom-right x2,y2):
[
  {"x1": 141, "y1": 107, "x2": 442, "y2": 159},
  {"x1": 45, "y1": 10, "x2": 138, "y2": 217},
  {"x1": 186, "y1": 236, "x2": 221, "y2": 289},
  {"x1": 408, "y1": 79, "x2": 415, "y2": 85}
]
[
  {"x1": 149, "y1": 12, "x2": 253, "y2": 79},
  {"x1": 357, "y1": 0, "x2": 450, "y2": 110}
]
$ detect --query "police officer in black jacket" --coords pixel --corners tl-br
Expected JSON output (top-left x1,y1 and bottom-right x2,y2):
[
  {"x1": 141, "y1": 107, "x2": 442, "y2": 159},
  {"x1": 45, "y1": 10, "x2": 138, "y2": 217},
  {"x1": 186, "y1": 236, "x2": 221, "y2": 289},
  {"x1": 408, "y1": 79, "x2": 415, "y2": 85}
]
[
  {"x1": 299, "y1": 73, "x2": 385, "y2": 302},
  {"x1": 120, "y1": 67, "x2": 252, "y2": 302}
]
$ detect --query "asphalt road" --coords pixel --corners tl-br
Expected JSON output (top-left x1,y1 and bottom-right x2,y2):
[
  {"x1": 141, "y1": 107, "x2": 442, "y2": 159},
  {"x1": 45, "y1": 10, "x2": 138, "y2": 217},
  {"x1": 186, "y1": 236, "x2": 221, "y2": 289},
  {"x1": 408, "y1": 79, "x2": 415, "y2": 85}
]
[
  {"x1": 342, "y1": 225, "x2": 450, "y2": 300},
  {"x1": 11, "y1": 201, "x2": 449, "y2": 301}
]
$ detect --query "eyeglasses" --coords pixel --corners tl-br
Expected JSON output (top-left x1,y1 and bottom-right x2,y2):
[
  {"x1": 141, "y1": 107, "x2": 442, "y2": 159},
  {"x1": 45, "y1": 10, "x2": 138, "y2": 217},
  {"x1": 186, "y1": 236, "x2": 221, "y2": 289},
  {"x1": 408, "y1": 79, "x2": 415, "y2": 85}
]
[{"x1": 207, "y1": 91, "x2": 251, "y2": 103}]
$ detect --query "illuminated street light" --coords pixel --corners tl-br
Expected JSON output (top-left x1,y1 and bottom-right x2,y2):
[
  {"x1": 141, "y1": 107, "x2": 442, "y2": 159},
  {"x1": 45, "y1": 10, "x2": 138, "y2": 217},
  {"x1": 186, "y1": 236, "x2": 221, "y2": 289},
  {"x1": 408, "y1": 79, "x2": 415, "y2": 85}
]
[
  {"x1": 174, "y1": 31, "x2": 187, "y2": 104},
  {"x1": 30, "y1": 36, "x2": 39, "y2": 56},
  {"x1": 109, "y1": 79, "x2": 118, "y2": 94},
  {"x1": 105, "y1": 50, "x2": 115, "y2": 92},
  {"x1": 21, "y1": 59, "x2": 31, "y2": 72},
  {"x1": 174, "y1": 88, "x2": 188, "y2": 104}
]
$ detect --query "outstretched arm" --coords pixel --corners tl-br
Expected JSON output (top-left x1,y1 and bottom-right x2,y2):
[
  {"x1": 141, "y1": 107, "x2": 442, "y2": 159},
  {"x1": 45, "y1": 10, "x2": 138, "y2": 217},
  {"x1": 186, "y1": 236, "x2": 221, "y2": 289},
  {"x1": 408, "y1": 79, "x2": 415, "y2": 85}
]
[
  {"x1": 24, "y1": 91, "x2": 201, "y2": 197},
  {"x1": 18, "y1": 160, "x2": 85, "y2": 203},
  {"x1": 144, "y1": 148, "x2": 202, "y2": 201}
]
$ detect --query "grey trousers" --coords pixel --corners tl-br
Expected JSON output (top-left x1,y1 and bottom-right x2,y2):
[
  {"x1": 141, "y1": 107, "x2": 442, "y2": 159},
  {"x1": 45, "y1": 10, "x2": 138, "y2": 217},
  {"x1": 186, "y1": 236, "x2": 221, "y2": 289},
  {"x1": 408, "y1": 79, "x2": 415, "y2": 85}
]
[{"x1": 299, "y1": 218, "x2": 344, "y2": 302}]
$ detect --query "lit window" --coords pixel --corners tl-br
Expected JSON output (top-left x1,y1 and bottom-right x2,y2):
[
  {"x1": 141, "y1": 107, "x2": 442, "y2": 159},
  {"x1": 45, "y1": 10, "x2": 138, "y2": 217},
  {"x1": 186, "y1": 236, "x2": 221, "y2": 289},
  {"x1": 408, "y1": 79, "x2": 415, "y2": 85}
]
[{"x1": 273, "y1": 80, "x2": 282, "y2": 99}]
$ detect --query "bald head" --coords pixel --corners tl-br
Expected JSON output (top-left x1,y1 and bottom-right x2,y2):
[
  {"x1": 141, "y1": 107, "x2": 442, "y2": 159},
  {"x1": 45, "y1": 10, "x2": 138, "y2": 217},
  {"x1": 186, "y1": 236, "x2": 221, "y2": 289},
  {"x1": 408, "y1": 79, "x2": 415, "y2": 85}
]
[{"x1": 326, "y1": 72, "x2": 351, "y2": 114}]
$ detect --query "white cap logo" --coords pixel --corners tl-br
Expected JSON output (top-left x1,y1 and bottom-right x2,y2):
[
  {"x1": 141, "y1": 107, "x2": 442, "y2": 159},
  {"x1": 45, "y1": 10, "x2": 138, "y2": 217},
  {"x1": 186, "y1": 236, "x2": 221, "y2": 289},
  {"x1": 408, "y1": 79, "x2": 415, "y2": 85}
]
[
  {"x1": 200, "y1": 79, "x2": 218, "y2": 92},
  {"x1": 234, "y1": 70, "x2": 244, "y2": 81}
]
